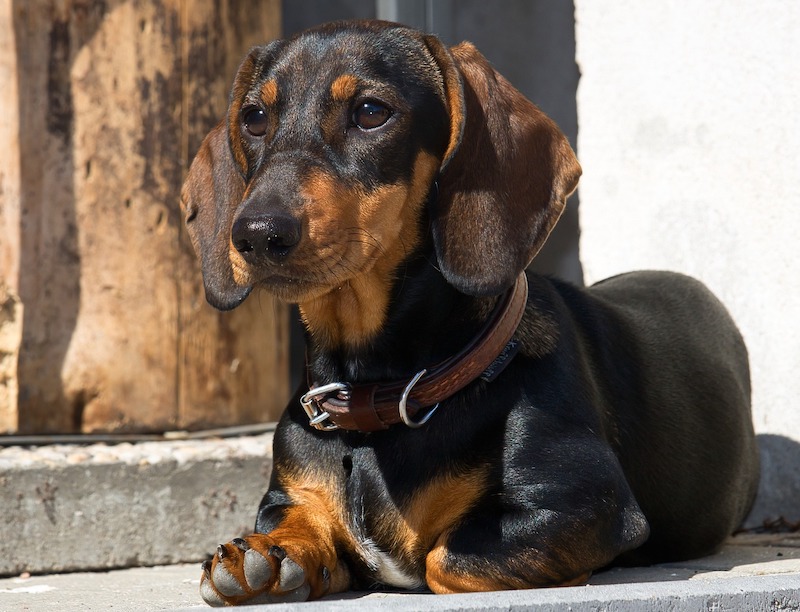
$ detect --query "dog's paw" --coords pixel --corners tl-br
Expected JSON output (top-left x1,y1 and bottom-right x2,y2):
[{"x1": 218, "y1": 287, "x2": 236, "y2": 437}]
[{"x1": 199, "y1": 536, "x2": 317, "y2": 607}]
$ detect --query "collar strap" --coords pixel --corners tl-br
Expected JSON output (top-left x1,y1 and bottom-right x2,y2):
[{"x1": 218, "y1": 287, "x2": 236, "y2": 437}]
[{"x1": 300, "y1": 273, "x2": 529, "y2": 432}]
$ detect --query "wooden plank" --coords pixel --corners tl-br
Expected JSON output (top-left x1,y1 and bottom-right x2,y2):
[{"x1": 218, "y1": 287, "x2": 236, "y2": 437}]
[
  {"x1": 2, "y1": 0, "x2": 287, "y2": 433},
  {"x1": 177, "y1": 0, "x2": 288, "y2": 429},
  {"x1": 11, "y1": 0, "x2": 101, "y2": 433},
  {"x1": 0, "y1": 0, "x2": 22, "y2": 433}
]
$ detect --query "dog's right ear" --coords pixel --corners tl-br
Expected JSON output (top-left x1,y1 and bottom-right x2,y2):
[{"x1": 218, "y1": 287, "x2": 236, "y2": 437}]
[
  {"x1": 423, "y1": 37, "x2": 581, "y2": 297},
  {"x1": 181, "y1": 122, "x2": 252, "y2": 311}
]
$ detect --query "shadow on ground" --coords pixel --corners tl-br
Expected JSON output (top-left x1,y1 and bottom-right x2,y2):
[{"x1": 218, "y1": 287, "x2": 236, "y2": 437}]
[{"x1": 745, "y1": 434, "x2": 800, "y2": 528}]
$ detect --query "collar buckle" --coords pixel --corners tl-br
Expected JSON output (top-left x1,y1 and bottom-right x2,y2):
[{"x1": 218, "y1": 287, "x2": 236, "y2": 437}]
[{"x1": 300, "y1": 382, "x2": 350, "y2": 431}]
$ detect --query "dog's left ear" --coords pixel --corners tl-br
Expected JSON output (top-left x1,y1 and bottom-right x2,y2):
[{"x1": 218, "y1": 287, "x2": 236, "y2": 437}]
[{"x1": 424, "y1": 38, "x2": 581, "y2": 296}]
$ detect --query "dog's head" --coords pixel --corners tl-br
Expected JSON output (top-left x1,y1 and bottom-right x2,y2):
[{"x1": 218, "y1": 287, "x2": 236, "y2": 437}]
[{"x1": 182, "y1": 20, "x2": 580, "y2": 312}]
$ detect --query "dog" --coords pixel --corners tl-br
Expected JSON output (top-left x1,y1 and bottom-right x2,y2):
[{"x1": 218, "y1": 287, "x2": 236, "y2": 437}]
[{"x1": 180, "y1": 20, "x2": 759, "y2": 606}]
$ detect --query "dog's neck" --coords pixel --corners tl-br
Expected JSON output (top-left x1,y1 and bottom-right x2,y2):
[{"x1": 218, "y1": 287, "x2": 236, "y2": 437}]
[
  {"x1": 300, "y1": 245, "x2": 495, "y2": 386},
  {"x1": 296, "y1": 254, "x2": 400, "y2": 352}
]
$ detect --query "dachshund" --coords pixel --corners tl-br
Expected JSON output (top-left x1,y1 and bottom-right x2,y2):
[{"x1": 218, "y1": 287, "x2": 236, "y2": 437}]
[{"x1": 180, "y1": 20, "x2": 759, "y2": 606}]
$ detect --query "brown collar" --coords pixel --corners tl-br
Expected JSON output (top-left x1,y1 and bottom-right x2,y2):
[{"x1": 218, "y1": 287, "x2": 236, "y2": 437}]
[{"x1": 300, "y1": 273, "x2": 529, "y2": 432}]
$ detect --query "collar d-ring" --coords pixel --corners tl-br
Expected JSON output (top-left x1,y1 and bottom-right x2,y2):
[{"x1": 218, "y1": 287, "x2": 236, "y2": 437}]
[{"x1": 398, "y1": 369, "x2": 439, "y2": 428}]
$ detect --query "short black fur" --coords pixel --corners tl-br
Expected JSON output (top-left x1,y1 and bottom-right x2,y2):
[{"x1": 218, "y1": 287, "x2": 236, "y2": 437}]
[{"x1": 184, "y1": 19, "x2": 760, "y2": 604}]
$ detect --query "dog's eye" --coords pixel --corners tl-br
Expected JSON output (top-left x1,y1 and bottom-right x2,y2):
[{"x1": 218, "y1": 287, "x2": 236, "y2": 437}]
[
  {"x1": 352, "y1": 101, "x2": 392, "y2": 130},
  {"x1": 242, "y1": 107, "x2": 268, "y2": 136}
]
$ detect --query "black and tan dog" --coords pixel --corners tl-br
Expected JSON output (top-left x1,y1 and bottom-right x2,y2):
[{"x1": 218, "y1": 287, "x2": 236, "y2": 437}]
[{"x1": 181, "y1": 20, "x2": 759, "y2": 606}]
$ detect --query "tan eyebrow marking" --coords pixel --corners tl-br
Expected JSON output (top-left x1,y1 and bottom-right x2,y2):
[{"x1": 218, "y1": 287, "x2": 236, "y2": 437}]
[
  {"x1": 330, "y1": 74, "x2": 359, "y2": 102},
  {"x1": 261, "y1": 79, "x2": 278, "y2": 105}
]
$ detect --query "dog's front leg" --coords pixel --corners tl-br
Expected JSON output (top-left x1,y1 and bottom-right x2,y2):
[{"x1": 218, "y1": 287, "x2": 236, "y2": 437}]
[
  {"x1": 424, "y1": 454, "x2": 650, "y2": 593},
  {"x1": 199, "y1": 491, "x2": 351, "y2": 607},
  {"x1": 424, "y1": 513, "x2": 592, "y2": 593}
]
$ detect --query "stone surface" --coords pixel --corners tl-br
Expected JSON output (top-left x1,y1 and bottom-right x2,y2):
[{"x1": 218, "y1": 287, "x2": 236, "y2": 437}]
[
  {"x1": 1, "y1": 432, "x2": 799, "y2": 610},
  {"x1": 0, "y1": 433, "x2": 274, "y2": 576},
  {"x1": 1, "y1": 539, "x2": 799, "y2": 612}
]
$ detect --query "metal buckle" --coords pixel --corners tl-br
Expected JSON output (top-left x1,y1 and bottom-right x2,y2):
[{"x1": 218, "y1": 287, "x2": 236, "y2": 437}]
[
  {"x1": 300, "y1": 382, "x2": 349, "y2": 431},
  {"x1": 398, "y1": 369, "x2": 439, "y2": 428}
]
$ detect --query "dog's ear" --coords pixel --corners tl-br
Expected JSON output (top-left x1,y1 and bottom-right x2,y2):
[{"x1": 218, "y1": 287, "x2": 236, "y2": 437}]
[
  {"x1": 424, "y1": 39, "x2": 581, "y2": 296},
  {"x1": 181, "y1": 122, "x2": 251, "y2": 311}
]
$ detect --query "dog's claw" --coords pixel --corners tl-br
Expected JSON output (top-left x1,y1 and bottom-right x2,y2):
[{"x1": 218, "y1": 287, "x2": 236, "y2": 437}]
[
  {"x1": 216, "y1": 544, "x2": 227, "y2": 560},
  {"x1": 201, "y1": 560, "x2": 212, "y2": 576},
  {"x1": 232, "y1": 537, "x2": 250, "y2": 551},
  {"x1": 269, "y1": 545, "x2": 286, "y2": 561}
]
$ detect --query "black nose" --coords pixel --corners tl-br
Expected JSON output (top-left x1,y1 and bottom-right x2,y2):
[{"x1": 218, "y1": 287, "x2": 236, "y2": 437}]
[{"x1": 231, "y1": 213, "x2": 301, "y2": 262}]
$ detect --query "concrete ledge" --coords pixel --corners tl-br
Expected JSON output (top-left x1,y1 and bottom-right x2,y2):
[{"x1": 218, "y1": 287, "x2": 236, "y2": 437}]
[
  {"x1": 2, "y1": 434, "x2": 799, "y2": 611},
  {"x1": 0, "y1": 537, "x2": 798, "y2": 611},
  {"x1": 0, "y1": 432, "x2": 275, "y2": 575},
  {"x1": 338, "y1": 575, "x2": 799, "y2": 612},
  {"x1": 270, "y1": 574, "x2": 800, "y2": 612}
]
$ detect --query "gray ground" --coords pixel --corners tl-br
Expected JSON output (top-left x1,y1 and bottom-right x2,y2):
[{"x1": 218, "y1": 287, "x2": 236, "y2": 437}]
[{"x1": 1, "y1": 533, "x2": 798, "y2": 611}]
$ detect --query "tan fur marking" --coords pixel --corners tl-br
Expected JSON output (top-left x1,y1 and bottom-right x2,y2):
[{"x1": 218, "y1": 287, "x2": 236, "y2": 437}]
[
  {"x1": 269, "y1": 472, "x2": 355, "y2": 597},
  {"x1": 424, "y1": 36, "x2": 465, "y2": 169},
  {"x1": 229, "y1": 246, "x2": 252, "y2": 286},
  {"x1": 261, "y1": 79, "x2": 279, "y2": 106},
  {"x1": 426, "y1": 538, "x2": 493, "y2": 593},
  {"x1": 268, "y1": 503, "x2": 348, "y2": 596},
  {"x1": 393, "y1": 466, "x2": 490, "y2": 561},
  {"x1": 297, "y1": 152, "x2": 439, "y2": 348},
  {"x1": 426, "y1": 523, "x2": 592, "y2": 593},
  {"x1": 330, "y1": 74, "x2": 359, "y2": 102},
  {"x1": 426, "y1": 527, "x2": 563, "y2": 594}
]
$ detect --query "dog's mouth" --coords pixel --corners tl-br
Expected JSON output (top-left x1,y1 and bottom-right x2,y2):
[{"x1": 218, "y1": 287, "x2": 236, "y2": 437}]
[
  {"x1": 253, "y1": 273, "x2": 333, "y2": 302},
  {"x1": 230, "y1": 247, "x2": 382, "y2": 305}
]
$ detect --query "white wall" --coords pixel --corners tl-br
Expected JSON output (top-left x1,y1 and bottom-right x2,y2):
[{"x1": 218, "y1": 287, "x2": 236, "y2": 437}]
[{"x1": 575, "y1": 1, "x2": 800, "y2": 523}]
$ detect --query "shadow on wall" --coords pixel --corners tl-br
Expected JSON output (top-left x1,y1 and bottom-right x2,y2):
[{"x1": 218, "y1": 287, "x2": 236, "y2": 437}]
[{"x1": 744, "y1": 434, "x2": 800, "y2": 528}]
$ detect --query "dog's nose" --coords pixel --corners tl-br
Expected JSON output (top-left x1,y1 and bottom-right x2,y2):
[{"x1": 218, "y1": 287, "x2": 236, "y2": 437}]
[{"x1": 231, "y1": 213, "x2": 301, "y2": 262}]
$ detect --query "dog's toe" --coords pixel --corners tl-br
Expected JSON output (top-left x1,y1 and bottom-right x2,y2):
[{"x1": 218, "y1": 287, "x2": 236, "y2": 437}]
[
  {"x1": 211, "y1": 559, "x2": 247, "y2": 597},
  {"x1": 243, "y1": 547, "x2": 273, "y2": 590},
  {"x1": 199, "y1": 560, "x2": 227, "y2": 607},
  {"x1": 247, "y1": 583, "x2": 311, "y2": 605},
  {"x1": 278, "y1": 555, "x2": 306, "y2": 591}
]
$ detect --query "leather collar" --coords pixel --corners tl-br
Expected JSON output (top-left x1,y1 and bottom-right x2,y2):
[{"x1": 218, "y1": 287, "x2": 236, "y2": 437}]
[{"x1": 300, "y1": 273, "x2": 529, "y2": 432}]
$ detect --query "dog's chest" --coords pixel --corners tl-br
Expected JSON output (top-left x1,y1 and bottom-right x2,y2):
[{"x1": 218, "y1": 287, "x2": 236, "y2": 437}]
[
  {"x1": 341, "y1": 453, "x2": 425, "y2": 588},
  {"x1": 337, "y1": 442, "x2": 489, "y2": 590},
  {"x1": 342, "y1": 449, "x2": 438, "y2": 589},
  {"x1": 353, "y1": 533, "x2": 423, "y2": 589}
]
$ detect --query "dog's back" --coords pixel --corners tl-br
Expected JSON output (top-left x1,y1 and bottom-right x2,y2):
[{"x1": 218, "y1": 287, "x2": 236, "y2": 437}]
[{"x1": 562, "y1": 270, "x2": 758, "y2": 562}]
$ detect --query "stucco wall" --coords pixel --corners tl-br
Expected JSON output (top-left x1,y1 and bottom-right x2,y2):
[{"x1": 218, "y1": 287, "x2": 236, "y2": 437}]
[{"x1": 575, "y1": 1, "x2": 800, "y2": 523}]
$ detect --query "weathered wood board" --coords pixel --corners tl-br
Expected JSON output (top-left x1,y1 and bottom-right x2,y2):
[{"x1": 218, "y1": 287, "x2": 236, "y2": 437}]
[{"x1": 1, "y1": 0, "x2": 287, "y2": 433}]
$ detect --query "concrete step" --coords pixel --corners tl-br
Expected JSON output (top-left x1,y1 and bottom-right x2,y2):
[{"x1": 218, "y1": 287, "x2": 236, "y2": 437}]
[
  {"x1": 2, "y1": 432, "x2": 799, "y2": 610},
  {"x1": 0, "y1": 430, "x2": 275, "y2": 576}
]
